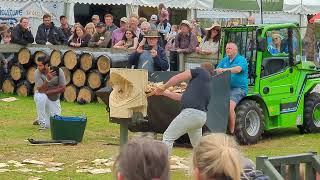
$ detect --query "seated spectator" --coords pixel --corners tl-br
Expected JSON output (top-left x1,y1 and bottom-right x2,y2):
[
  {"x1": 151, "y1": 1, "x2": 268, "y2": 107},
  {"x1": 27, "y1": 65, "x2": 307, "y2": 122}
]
[
  {"x1": 85, "y1": 22, "x2": 96, "y2": 36},
  {"x1": 112, "y1": 17, "x2": 128, "y2": 46},
  {"x1": 0, "y1": 31, "x2": 14, "y2": 75},
  {"x1": 91, "y1": 15, "x2": 100, "y2": 27},
  {"x1": 129, "y1": 30, "x2": 169, "y2": 71},
  {"x1": 138, "y1": 21, "x2": 151, "y2": 43},
  {"x1": 113, "y1": 29, "x2": 138, "y2": 50},
  {"x1": 11, "y1": 17, "x2": 34, "y2": 45},
  {"x1": 268, "y1": 33, "x2": 287, "y2": 55},
  {"x1": 36, "y1": 14, "x2": 67, "y2": 45},
  {"x1": 169, "y1": 20, "x2": 198, "y2": 71},
  {"x1": 149, "y1": 14, "x2": 158, "y2": 30},
  {"x1": 195, "y1": 23, "x2": 220, "y2": 58},
  {"x1": 68, "y1": 25, "x2": 91, "y2": 48},
  {"x1": 88, "y1": 22, "x2": 111, "y2": 48},
  {"x1": 165, "y1": 24, "x2": 178, "y2": 50},
  {"x1": 59, "y1": 15, "x2": 72, "y2": 39},
  {"x1": 104, "y1": 14, "x2": 118, "y2": 33},
  {"x1": 114, "y1": 138, "x2": 169, "y2": 180},
  {"x1": 192, "y1": 133, "x2": 243, "y2": 180},
  {"x1": 0, "y1": 24, "x2": 9, "y2": 42}
]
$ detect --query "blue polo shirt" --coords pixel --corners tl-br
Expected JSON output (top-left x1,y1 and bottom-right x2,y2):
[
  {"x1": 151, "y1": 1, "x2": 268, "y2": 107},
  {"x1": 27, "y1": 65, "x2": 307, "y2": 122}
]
[{"x1": 217, "y1": 54, "x2": 248, "y2": 93}]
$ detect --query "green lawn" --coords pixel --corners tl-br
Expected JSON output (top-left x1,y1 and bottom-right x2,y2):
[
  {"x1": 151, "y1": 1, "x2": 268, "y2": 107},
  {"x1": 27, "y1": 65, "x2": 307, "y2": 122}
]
[{"x1": 0, "y1": 93, "x2": 319, "y2": 179}]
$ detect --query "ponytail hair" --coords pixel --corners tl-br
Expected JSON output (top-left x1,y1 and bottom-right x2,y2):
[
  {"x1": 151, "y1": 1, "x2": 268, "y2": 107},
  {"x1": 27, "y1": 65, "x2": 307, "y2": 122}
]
[{"x1": 193, "y1": 133, "x2": 243, "y2": 180}]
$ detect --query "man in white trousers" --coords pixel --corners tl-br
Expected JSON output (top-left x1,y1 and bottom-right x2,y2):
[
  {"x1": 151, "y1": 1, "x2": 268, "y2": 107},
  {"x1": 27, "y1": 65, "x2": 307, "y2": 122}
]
[{"x1": 33, "y1": 55, "x2": 66, "y2": 130}]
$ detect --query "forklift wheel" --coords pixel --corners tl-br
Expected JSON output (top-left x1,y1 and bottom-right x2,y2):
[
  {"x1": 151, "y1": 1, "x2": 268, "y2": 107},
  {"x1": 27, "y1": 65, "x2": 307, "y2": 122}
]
[
  {"x1": 235, "y1": 100, "x2": 264, "y2": 145},
  {"x1": 302, "y1": 93, "x2": 320, "y2": 133}
]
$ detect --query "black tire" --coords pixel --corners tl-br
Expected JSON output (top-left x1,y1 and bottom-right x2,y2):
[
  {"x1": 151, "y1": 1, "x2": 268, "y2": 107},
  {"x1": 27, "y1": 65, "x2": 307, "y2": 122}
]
[
  {"x1": 302, "y1": 93, "x2": 320, "y2": 133},
  {"x1": 235, "y1": 100, "x2": 265, "y2": 145}
]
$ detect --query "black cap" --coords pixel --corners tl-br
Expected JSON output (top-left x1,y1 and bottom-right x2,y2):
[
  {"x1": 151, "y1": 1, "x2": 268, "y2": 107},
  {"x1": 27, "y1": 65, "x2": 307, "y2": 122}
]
[{"x1": 96, "y1": 22, "x2": 105, "y2": 28}]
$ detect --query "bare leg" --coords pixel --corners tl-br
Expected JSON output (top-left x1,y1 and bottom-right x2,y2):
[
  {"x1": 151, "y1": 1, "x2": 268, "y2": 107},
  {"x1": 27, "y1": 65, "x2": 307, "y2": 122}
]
[{"x1": 229, "y1": 100, "x2": 237, "y2": 134}]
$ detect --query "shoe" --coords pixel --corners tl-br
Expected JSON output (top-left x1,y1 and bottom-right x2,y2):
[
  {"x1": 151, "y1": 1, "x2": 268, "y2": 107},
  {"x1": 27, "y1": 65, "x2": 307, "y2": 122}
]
[
  {"x1": 38, "y1": 122, "x2": 47, "y2": 130},
  {"x1": 33, "y1": 120, "x2": 39, "y2": 125}
]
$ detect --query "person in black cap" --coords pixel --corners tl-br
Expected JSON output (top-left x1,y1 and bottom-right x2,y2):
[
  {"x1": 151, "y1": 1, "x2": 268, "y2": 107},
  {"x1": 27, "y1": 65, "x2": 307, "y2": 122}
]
[{"x1": 88, "y1": 22, "x2": 112, "y2": 48}]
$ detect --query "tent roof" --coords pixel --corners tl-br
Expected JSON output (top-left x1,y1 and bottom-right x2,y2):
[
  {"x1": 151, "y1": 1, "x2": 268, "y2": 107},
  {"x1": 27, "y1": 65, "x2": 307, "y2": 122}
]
[{"x1": 283, "y1": 0, "x2": 320, "y2": 14}]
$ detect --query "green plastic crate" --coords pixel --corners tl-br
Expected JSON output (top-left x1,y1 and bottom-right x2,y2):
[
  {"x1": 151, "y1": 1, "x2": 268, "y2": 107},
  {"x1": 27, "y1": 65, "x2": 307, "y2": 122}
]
[{"x1": 50, "y1": 115, "x2": 87, "y2": 142}]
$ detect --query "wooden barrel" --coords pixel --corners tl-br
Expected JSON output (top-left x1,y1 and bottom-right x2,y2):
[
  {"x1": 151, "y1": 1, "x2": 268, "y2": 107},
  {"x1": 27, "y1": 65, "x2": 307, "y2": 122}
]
[
  {"x1": 10, "y1": 64, "x2": 26, "y2": 81},
  {"x1": 26, "y1": 66, "x2": 37, "y2": 84},
  {"x1": 16, "y1": 80, "x2": 32, "y2": 96},
  {"x1": 61, "y1": 67, "x2": 71, "y2": 85},
  {"x1": 63, "y1": 49, "x2": 80, "y2": 70},
  {"x1": 80, "y1": 52, "x2": 96, "y2": 72},
  {"x1": 87, "y1": 70, "x2": 104, "y2": 90},
  {"x1": 72, "y1": 69, "x2": 86, "y2": 87},
  {"x1": 2, "y1": 78, "x2": 15, "y2": 93},
  {"x1": 50, "y1": 49, "x2": 62, "y2": 67},
  {"x1": 96, "y1": 55, "x2": 111, "y2": 74},
  {"x1": 17, "y1": 47, "x2": 32, "y2": 66},
  {"x1": 63, "y1": 84, "x2": 79, "y2": 102},
  {"x1": 77, "y1": 86, "x2": 95, "y2": 103}
]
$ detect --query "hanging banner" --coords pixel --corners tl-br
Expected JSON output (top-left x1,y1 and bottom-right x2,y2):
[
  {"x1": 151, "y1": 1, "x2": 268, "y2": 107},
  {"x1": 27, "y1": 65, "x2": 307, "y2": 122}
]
[
  {"x1": 213, "y1": 0, "x2": 284, "y2": 11},
  {"x1": 0, "y1": 1, "x2": 65, "y2": 37}
]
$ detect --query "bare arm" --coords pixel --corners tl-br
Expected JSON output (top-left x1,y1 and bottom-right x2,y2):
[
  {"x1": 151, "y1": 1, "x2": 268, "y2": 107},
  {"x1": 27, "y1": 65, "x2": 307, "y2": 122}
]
[
  {"x1": 162, "y1": 90, "x2": 182, "y2": 101},
  {"x1": 217, "y1": 66, "x2": 242, "y2": 74},
  {"x1": 163, "y1": 70, "x2": 192, "y2": 89}
]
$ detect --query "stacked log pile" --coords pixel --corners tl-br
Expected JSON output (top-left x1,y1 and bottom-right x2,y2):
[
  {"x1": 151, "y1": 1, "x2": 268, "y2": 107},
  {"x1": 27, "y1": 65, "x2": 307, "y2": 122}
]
[{"x1": 1, "y1": 47, "x2": 130, "y2": 104}]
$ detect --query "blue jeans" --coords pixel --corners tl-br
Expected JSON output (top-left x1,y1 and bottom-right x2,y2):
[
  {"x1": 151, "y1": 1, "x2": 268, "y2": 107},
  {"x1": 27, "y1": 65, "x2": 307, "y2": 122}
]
[{"x1": 230, "y1": 88, "x2": 246, "y2": 104}]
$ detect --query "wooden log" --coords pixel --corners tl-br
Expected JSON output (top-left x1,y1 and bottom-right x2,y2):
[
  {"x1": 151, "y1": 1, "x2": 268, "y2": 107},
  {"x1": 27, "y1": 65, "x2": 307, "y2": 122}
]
[
  {"x1": 79, "y1": 52, "x2": 95, "y2": 72},
  {"x1": 16, "y1": 80, "x2": 32, "y2": 96},
  {"x1": 61, "y1": 67, "x2": 71, "y2": 85},
  {"x1": 33, "y1": 48, "x2": 52, "y2": 64},
  {"x1": 77, "y1": 86, "x2": 95, "y2": 103},
  {"x1": 17, "y1": 47, "x2": 32, "y2": 66},
  {"x1": 63, "y1": 84, "x2": 79, "y2": 102},
  {"x1": 72, "y1": 69, "x2": 86, "y2": 87},
  {"x1": 2, "y1": 78, "x2": 15, "y2": 93},
  {"x1": 10, "y1": 64, "x2": 26, "y2": 81},
  {"x1": 26, "y1": 66, "x2": 37, "y2": 84},
  {"x1": 96, "y1": 55, "x2": 111, "y2": 74},
  {"x1": 63, "y1": 49, "x2": 80, "y2": 70},
  {"x1": 50, "y1": 49, "x2": 62, "y2": 67},
  {"x1": 87, "y1": 70, "x2": 104, "y2": 90}
]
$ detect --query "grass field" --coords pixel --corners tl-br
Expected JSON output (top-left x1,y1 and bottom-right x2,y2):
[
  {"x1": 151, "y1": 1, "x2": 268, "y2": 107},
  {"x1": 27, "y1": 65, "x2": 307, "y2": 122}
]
[{"x1": 0, "y1": 93, "x2": 319, "y2": 179}]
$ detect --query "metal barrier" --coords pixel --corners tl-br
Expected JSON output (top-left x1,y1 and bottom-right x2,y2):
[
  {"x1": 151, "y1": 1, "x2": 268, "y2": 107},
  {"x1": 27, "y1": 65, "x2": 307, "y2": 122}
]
[
  {"x1": 178, "y1": 53, "x2": 219, "y2": 71},
  {"x1": 256, "y1": 152, "x2": 320, "y2": 180}
]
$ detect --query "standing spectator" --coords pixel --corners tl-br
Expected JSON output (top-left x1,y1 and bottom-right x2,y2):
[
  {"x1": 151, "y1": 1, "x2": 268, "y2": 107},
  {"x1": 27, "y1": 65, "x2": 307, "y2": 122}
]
[
  {"x1": 216, "y1": 43, "x2": 248, "y2": 134},
  {"x1": 68, "y1": 25, "x2": 91, "y2": 48},
  {"x1": 104, "y1": 14, "x2": 118, "y2": 33},
  {"x1": 158, "y1": 3, "x2": 169, "y2": 21},
  {"x1": 59, "y1": 15, "x2": 72, "y2": 39},
  {"x1": 129, "y1": 30, "x2": 169, "y2": 71},
  {"x1": 11, "y1": 17, "x2": 34, "y2": 45},
  {"x1": 191, "y1": 19, "x2": 205, "y2": 38},
  {"x1": 91, "y1": 15, "x2": 100, "y2": 27},
  {"x1": 247, "y1": 16, "x2": 255, "y2": 25},
  {"x1": 138, "y1": 17, "x2": 147, "y2": 28},
  {"x1": 129, "y1": 14, "x2": 141, "y2": 37},
  {"x1": 84, "y1": 22, "x2": 96, "y2": 36},
  {"x1": 0, "y1": 31, "x2": 14, "y2": 75},
  {"x1": 113, "y1": 29, "x2": 138, "y2": 50},
  {"x1": 195, "y1": 23, "x2": 221, "y2": 58},
  {"x1": 35, "y1": 14, "x2": 67, "y2": 45},
  {"x1": 88, "y1": 22, "x2": 111, "y2": 48},
  {"x1": 170, "y1": 20, "x2": 198, "y2": 71},
  {"x1": 34, "y1": 55, "x2": 66, "y2": 129},
  {"x1": 165, "y1": 24, "x2": 178, "y2": 50},
  {"x1": 114, "y1": 138, "x2": 169, "y2": 180},
  {"x1": 157, "y1": 15, "x2": 171, "y2": 46},
  {"x1": 149, "y1": 14, "x2": 158, "y2": 30},
  {"x1": 112, "y1": 17, "x2": 128, "y2": 46}
]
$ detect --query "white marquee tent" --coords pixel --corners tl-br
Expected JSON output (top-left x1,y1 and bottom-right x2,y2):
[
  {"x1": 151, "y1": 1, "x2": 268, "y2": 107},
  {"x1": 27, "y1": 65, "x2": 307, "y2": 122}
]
[{"x1": 283, "y1": 0, "x2": 320, "y2": 14}]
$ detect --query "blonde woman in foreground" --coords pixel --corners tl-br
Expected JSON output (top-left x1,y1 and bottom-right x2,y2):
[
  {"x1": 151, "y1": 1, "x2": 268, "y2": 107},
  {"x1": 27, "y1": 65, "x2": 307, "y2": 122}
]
[{"x1": 193, "y1": 133, "x2": 242, "y2": 180}]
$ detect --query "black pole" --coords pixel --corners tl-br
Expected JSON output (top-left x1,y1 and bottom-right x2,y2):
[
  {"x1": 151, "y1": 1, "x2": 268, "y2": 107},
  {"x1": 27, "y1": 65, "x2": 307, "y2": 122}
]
[{"x1": 260, "y1": 0, "x2": 263, "y2": 24}]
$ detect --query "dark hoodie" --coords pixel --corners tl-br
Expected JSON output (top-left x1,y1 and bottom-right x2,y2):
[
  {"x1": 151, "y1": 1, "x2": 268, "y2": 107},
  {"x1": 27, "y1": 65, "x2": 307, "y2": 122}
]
[
  {"x1": 11, "y1": 24, "x2": 34, "y2": 45},
  {"x1": 35, "y1": 22, "x2": 67, "y2": 45}
]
